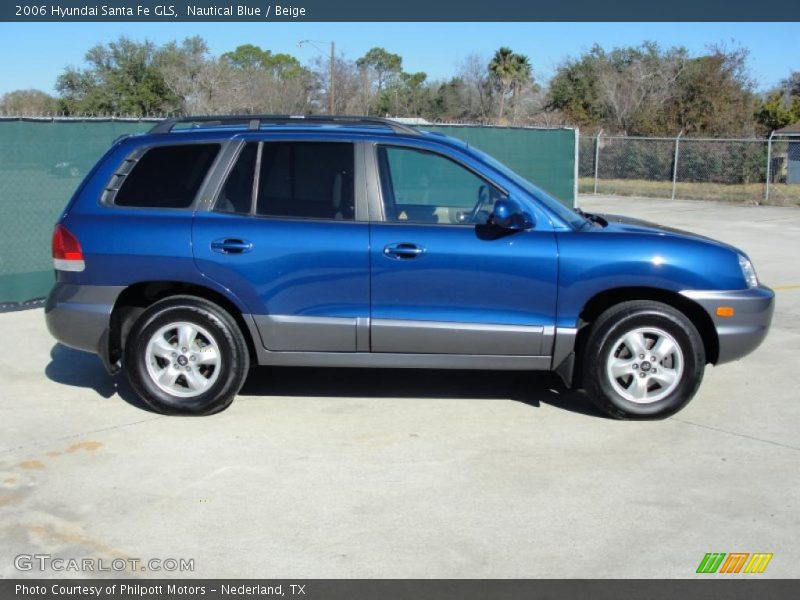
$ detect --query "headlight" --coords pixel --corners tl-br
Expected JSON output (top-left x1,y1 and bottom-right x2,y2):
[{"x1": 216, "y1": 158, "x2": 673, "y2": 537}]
[{"x1": 738, "y1": 254, "x2": 758, "y2": 288}]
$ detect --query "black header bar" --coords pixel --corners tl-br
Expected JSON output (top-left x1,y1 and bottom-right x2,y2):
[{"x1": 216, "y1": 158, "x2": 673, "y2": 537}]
[{"x1": 3, "y1": 0, "x2": 800, "y2": 22}]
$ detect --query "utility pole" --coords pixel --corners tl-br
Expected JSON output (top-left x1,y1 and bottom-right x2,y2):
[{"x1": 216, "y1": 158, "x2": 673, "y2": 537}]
[
  {"x1": 329, "y1": 41, "x2": 335, "y2": 114},
  {"x1": 298, "y1": 39, "x2": 336, "y2": 115}
]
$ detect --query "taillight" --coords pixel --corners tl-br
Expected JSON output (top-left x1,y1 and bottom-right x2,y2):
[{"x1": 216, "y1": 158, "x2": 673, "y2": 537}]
[{"x1": 52, "y1": 224, "x2": 85, "y2": 272}]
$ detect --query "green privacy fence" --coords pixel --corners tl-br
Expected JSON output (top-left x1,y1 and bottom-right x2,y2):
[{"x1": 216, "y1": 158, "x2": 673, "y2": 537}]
[
  {"x1": 0, "y1": 119, "x2": 155, "y2": 305},
  {"x1": 427, "y1": 125, "x2": 577, "y2": 204},
  {"x1": 0, "y1": 119, "x2": 576, "y2": 305}
]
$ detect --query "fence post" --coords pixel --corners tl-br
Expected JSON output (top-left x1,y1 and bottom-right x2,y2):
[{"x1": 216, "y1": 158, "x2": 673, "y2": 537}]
[
  {"x1": 765, "y1": 131, "x2": 775, "y2": 202},
  {"x1": 593, "y1": 129, "x2": 602, "y2": 195},
  {"x1": 671, "y1": 130, "x2": 683, "y2": 200}
]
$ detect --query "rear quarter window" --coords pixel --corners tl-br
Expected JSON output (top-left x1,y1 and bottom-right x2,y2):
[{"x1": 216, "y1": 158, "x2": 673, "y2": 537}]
[{"x1": 113, "y1": 143, "x2": 220, "y2": 208}]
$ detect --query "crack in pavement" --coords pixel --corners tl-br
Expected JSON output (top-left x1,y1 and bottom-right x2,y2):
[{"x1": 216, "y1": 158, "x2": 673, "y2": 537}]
[
  {"x1": 673, "y1": 417, "x2": 800, "y2": 452},
  {"x1": 0, "y1": 415, "x2": 164, "y2": 456}
]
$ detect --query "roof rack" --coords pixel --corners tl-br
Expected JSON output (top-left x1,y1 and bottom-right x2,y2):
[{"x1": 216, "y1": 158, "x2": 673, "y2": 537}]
[{"x1": 148, "y1": 114, "x2": 420, "y2": 136}]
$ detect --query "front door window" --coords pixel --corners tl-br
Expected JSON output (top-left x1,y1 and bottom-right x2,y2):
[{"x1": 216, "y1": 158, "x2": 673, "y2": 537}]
[{"x1": 377, "y1": 145, "x2": 505, "y2": 225}]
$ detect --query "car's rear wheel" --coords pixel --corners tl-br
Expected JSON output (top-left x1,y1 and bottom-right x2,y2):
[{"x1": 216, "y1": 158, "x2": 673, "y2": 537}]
[
  {"x1": 582, "y1": 300, "x2": 705, "y2": 419},
  {"x1": 124, "y1": 295, "x2": 249, "y2": 415}
]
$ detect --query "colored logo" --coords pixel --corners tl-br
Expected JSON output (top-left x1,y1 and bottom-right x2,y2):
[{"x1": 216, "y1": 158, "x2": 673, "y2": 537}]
[{"x1": 696, "y1": 552, "x2": 773, "y2": 574}]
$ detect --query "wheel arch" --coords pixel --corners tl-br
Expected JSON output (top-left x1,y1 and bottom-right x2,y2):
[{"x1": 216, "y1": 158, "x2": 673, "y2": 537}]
[
  {"x1": 570, "y1": 286, "x2": 719, "y2": 386},
  {"x1": 108, "y1": 280, "x2": 257, "y2": 369}
]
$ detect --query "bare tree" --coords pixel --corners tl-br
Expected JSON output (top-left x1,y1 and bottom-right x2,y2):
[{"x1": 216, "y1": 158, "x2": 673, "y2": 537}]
[
  {"x1": 593, "y1": 45, "x2": 685, "y2": 134},
  {"x1": 156, "y1": 37, "x2": 224, "y2": 113},
  {"x1": 0, "y1": 89, "x2": 58, "y2": 115},
  {"x1": 456, "y1": 54, "x2": 494, "y2": 120},
  {"x1": 310, "y1": 54, "x2": 362, "y2": 114},
  {"x1": 510, "y1": 84, "x2": 549, "y2": 125},
  {"x1": 186, "y1": 60, "x2": 241, "y2": 114},
  {"x1": 157, "y1": 40, "x2": 314, "y2": 115}
]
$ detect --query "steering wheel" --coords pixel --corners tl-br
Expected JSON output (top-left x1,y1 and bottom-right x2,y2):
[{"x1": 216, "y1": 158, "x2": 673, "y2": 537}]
[{"x1": 466, "y1": 185, "x2": 491, "y2": 223}]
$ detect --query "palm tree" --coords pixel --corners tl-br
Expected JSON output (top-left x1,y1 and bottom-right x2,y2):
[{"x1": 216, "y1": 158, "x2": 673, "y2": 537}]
[{"x1": 489, "y1": 47, "x2": 532, "y2": 121}]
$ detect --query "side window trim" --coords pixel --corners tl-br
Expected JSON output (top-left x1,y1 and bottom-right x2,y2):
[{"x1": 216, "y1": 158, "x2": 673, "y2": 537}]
[
  {"x1": 195, "y1": 139, "x2": 246, "y2": 212},
  {"x1": 372, "y1": 142, "x2": 508, "y2": 226},
  {"x1": 353, "y1": 141, "x2": 372, "y2": 223},
  {"x1": 250, "y1": 142, "x2": 264, "y2": 215},
  {"x1": 100, "y1": 147, "x2": 147, "y2": 206},
  {"x1": 377, "y1": 145, "x2": 396, "y2": 207},
  {"x1": 207, "y1": 140, "x2": 256, "y2": 214}
]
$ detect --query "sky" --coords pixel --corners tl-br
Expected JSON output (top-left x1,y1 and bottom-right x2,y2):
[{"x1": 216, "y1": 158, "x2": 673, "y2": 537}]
[{"x1": 0, "y1": 22, "x2": 797, "y2": 96}]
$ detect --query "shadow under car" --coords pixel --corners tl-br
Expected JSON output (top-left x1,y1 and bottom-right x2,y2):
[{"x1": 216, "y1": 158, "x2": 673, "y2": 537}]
[{"x1": 45, "y1": 343, "x2": 603, "y2": 418}]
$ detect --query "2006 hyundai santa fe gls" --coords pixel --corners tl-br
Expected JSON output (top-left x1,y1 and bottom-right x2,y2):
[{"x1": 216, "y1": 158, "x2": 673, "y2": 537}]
[{"x1": 45, "y1": 115, "x2": 774, "y2": 418}]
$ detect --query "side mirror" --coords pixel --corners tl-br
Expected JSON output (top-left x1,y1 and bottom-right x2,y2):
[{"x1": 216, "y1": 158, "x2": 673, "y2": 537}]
[{"x1": 489, "y1": 198, "x2": 534, "y2": 230}]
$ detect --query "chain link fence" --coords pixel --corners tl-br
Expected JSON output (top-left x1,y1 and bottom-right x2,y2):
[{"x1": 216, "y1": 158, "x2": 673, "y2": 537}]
[
  {"x1": 579, "y1": 133, "x2": 800, "y2": 206},
  {"x1": 767, "y1": 134, "x2": 800, "y2": 205}
]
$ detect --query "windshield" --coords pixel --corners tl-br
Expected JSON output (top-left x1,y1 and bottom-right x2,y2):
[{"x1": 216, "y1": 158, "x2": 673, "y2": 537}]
[{"x1": 465, "y1": 145, "x2": 586, "y2": 229}]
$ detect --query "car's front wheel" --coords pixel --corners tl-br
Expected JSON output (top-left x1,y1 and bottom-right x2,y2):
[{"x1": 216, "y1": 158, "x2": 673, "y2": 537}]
[
  {"x1": 124, "y1": 295, "x2": 250, "y2": 415},
  {"x1": 582, "y1": 300, "x2": 705, "y2": 419}
]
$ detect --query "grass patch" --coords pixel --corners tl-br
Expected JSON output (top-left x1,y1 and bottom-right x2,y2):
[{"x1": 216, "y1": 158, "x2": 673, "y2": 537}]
[{"x1": 578, "y1": 178, "x2": 800, "y2": 206}]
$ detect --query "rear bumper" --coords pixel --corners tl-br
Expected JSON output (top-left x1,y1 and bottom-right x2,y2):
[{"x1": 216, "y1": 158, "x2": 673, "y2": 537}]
[
  {"x1": 681, "y1": 286, "x2": 775, "y2": 364},
  {"x1": 45, "y1": 283, "x2": 125, "y2": 362}
]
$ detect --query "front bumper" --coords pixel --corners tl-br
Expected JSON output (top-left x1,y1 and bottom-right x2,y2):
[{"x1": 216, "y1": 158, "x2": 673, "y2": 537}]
[
  {"x1": 681, "y1": 286, "x2": 775, "y2": 364},
  {"x1": 45, "y1": 283, "x2": 125, "y2": 365}
]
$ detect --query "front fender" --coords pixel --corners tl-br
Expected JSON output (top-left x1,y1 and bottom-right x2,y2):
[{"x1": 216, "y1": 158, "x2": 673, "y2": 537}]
[{"x1": 555, "y1": 231, "x2": 745, "y2": 328}]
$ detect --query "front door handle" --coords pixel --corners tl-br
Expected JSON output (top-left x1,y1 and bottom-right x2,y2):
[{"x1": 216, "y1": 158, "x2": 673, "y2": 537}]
[
  {"x1": 211, "y1": 238, "x2": 253, "y2": 254},
  {"x1": 383, "y1": 242, "x2": 425, "y2": 260}
]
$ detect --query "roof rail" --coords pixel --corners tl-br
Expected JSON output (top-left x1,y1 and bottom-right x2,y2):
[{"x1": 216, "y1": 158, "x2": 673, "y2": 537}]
[{"x1": 148, "y1": 114, "x2": 420, "y2": 136}]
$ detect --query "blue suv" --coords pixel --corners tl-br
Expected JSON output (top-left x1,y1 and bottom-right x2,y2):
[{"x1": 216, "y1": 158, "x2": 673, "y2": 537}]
[{"x1": 46, "y1": 116, "x2": 774, "y2": 418}]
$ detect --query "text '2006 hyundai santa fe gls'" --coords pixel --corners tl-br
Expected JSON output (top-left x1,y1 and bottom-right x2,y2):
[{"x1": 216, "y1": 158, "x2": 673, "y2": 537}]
[{"x1": 45, "y1": 115, "x2": 774, "y2": 418}]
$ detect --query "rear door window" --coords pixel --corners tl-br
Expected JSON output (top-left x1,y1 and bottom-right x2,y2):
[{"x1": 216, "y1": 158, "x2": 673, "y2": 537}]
[
  {"x1": 257, "y1": 142, "x2": 354, "y2": 220},
  {"x1": 214, "y1": 141, "x2": 355, "y2": 221},
  {"x1": 115, "y1": 143, "x2": 220, "y2": 208}
]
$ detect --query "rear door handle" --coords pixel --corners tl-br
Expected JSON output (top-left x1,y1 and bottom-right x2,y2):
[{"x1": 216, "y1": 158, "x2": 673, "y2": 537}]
[
  {"x1": 383, "y1": 242, "x2": 425, "y2": 260},
  {"x1": 211, "y1": 238, "x2": 253, "y2": 254}
]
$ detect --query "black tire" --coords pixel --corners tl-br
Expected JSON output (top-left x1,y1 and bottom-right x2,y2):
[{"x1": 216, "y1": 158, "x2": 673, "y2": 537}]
[
  {"x1": 124, "y1": 295, "x2": 250, "y2": 415},
  {"x1": 581, "y1": 300, "x2": 705, "y2": 419}
]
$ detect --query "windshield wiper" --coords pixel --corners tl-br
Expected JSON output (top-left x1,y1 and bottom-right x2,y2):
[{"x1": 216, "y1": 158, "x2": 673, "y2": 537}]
[{"x1": 574, "y1": 208, "x2": 607, "y2": 227}]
